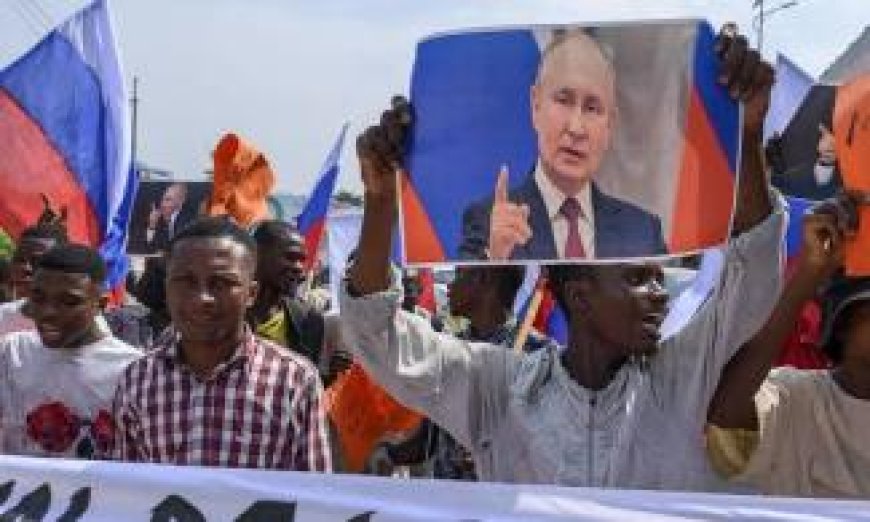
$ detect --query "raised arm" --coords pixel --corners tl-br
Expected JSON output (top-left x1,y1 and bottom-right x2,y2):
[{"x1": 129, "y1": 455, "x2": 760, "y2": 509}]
[
  {"x1": 340, "y1": 98, "x2": 512, "y2": 449},
  {"x1": 716, "y1": 23, "x2": 775, "y2": 234},
  {"x1": 348, "y1": 96, "x2": 411, "y2": 297},
  {"x1": 708, "y1": 197, "x2": 858, "y2": 429},
  {"x1": 660, "y1": 25, "x2": 783, "y2": 403}
]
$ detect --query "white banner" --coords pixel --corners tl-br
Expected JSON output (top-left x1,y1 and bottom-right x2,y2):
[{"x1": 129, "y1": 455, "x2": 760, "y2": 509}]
[{"x1": 0, "y1": 456, "x2": 868, "y2": 521}]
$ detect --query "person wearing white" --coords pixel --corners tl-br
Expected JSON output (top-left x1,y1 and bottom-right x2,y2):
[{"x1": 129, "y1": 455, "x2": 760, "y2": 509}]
[
  {"x1": 0, "y1": 331, "x2": 139, "y2": 458},
  {"x1": 0, "y1": 244, "x2": 140, "y2": 459}
]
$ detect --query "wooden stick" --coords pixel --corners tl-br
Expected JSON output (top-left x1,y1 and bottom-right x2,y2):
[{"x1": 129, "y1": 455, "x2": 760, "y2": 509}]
[{"x1": 513, "y1": 274, "x2": 547, "y2": 353}]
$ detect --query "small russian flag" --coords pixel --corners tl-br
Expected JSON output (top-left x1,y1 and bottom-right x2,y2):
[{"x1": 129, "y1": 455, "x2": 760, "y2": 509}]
[{"x1": 296, "y1": 124, "x2": 349, "y2": 272}]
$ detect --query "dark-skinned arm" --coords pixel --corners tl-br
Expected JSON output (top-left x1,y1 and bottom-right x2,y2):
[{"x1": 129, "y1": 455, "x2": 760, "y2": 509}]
[
  {"x1": 708, "y1": 206, "x2": 853, "y2": 430},
  {"x1": 348, "y1": 97, "x2": 412, "y2": 296},
  {"x1": 341, "y1": 98, "x2": 515, "y2": 454},
  {"x1": 715, "y1": 24, "x2": 776, "y2": 235}
]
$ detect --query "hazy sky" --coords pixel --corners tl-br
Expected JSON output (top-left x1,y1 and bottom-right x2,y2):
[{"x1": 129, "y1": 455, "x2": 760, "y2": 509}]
[{"x1": 1, "y1": 0, "x2": 867, "y2": 195}]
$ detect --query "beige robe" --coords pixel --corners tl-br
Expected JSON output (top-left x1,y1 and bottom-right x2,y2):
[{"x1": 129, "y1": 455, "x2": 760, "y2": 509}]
[{"x1": 740, "y1": 368, "x2": 870, "y2": 498}]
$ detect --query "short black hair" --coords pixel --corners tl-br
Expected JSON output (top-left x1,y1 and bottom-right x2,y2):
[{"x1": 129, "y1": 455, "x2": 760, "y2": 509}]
[
  {"x1": 36, "y1": 244, "x2": 106, "y2": 285},
  {"x1": 251, "y1": 220, "x2": 302, "y2": 249},
  {"x1": 168, "y1": 215, "x2": 257, "y2": 259},
  {"x1": 820, "y1": 276, "x2": 870, "y2": 364},
  {"x1": 459, "y1": 264, "x2": 525, "y2": 309},
  {"x1": 823, "y1": 304, "x2": 859, "y2": 364},
  {"x1": 546, "y1": 264, "x2": 597, "y2": 317},
  {"x1": 494, "y1": 265, "x2": 525, "y2": 308}
]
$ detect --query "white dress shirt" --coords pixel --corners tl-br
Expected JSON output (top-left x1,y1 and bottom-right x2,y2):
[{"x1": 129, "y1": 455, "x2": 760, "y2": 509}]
[{"x1": 533, "y1": 166, "x2": 596, "y2": 258}]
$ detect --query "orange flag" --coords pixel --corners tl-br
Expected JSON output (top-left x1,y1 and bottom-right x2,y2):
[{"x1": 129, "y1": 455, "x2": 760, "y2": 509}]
[
  {"x1": 324, "y1": 363, "x2": 422, "y2": 472},
  {"x1": 208, "y1": 133, "x2": 276, "y2": 227},
  {"x1": 834, "y1": 73, "x2": 870, "y2": 276}
]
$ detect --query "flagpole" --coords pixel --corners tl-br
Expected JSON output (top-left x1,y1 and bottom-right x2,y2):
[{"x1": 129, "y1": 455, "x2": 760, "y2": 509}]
[
  {"x1": 513, "y1": 274, "x2": 547, "y2": 353},
  {"x1": 131, "y1": 75, "x2": 139, "y2": 175}
]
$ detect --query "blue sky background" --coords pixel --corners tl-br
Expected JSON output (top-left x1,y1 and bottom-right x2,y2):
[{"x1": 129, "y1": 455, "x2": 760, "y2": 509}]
[{"x1": 0, "y1": 0, "x2": 867, "y2": 195}]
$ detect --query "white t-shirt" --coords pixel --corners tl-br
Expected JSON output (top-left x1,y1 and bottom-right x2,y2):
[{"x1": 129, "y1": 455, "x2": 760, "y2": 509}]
[
  {"x1": 0, "y1": 331, "x2": 141, "y2": 459},
  {"x1": 0, "y1": 300, "x2": 35, "y2": 338}
]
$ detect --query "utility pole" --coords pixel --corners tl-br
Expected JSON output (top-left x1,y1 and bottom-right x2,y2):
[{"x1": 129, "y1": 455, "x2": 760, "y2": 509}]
[
  {"x1": 753, "y1": 0, "x2": 799, "y2": 56},
  {"x1": 757, "y1": 0, "x2": 765, "y2": 54},
  {"x1": 131, "y1": 75, "x2": 140, "y2": 177}
]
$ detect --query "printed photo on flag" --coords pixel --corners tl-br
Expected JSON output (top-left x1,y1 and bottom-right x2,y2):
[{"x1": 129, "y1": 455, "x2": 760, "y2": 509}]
[
  {"x1": 399, "y1": 20, "x2": 740, "y2": 265},
  {"x1": 127, "y1": 180, "x2": 211, "y2": 255}
]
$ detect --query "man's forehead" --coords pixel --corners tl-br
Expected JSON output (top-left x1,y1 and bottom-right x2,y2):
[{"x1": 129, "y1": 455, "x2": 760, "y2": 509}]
[
  {"x1": 538, "y1": 35, "x2": 614, "y2": 90},
  {"x1": 33, "y1": 269, "x2": 93, "y2": 290},
  {"x1": 263, "y1": 231, "x2": 305, "y2": 253},
  {"x1": 171, "y1": 237, "x2": 251, "y2": 262}
]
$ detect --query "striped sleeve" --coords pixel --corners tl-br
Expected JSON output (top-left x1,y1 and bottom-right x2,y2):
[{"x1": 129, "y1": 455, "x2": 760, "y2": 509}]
[
  {"x1": 111, "y1": 364, "x2": 143, "y2": 462},
  {"x1": 292, "y1": 372, "x2": 332, "y2": 472}
]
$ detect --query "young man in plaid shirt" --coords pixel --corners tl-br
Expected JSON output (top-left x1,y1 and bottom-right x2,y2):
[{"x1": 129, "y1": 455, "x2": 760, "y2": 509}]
[{"x1": 111, "y1": 217, "x2": 331, "y2": 470}]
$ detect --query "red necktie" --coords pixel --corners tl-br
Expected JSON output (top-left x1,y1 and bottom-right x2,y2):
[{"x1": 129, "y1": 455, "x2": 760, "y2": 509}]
[{"x1": 559, "y1": 197, "x2": 586, "y2": 258}]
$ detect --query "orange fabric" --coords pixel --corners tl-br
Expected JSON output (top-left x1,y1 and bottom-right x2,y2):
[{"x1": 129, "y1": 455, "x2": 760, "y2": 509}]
[
  {"x1": 670, "y1": 89, "x2": 736, "y2": 252},
  {"x1": 834, "y1": 74, "x2": 870, "y2": 276},
  {"x1": 208, "y1": 133, "x2": 276, "y2": 228},
  {"x1": 324, "y1": 363, "x2": 422, "y2": 472},
  {"x1": 400, "y1": 172, "x2": 446, "y2": 263}
]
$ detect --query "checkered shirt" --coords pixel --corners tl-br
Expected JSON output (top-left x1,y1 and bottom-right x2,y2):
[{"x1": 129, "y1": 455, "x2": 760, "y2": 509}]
[{"x1": 111, "y1": 329, "x2": 331, "y2": 471}]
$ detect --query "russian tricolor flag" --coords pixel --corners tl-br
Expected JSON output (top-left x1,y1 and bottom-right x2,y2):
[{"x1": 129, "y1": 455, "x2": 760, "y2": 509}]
[
  {"x1": 532, "y1": 286, "x2": 569, "y2": 345},
  {"x1": 513, "y1": 266, "x2": 569, "y2": 345},
  {"x1": 0, "y1": 0, "x2": 135, "y2": 290},
  {"x1": 296, "y1": 124, "x2": 348, "y2": 272}
]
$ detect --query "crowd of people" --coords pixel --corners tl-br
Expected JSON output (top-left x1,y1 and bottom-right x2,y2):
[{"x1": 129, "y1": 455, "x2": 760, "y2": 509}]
[{"x1": 0, "y1": 25, "x2": 868, "y2": 501}]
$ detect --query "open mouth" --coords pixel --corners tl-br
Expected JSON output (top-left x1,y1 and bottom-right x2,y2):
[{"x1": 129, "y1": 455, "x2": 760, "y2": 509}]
[
  {"x1": 640, "y1": 313, "x2": 665, "y2": 341},
  {"x1": 37, "y1": 324, "x2": 63, "y2": 341},
  {"x1": 643, "y1": 312, "x2": 666, "y2": 328}
]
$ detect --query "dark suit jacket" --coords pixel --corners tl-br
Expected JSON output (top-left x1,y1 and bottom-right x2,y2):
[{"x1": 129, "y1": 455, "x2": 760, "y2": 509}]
[
  {"x1": 281, "y1": 297, "x2": 325, "y2": 366},
  {"x1": 459, "y1": 175, "x2": 667, "y2": 260},
  {"x1": 146, "y1": 208, "x2": 196, "y2": 253}
]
